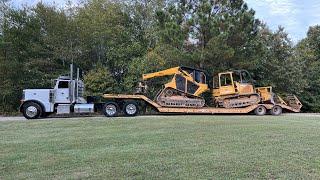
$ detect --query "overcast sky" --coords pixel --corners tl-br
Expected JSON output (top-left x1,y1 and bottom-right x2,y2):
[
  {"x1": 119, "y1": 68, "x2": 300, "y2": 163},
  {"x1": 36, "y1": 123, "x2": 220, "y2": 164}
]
[{"x1": 9, "y1": 0, "x2": 320, "y2": 43}]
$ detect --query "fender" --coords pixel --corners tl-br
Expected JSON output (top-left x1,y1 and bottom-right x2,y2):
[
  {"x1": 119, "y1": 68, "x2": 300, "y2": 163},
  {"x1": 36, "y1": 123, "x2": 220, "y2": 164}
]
[{"x1": 20, "y1": 100, "x2": 46, "y2": 113}]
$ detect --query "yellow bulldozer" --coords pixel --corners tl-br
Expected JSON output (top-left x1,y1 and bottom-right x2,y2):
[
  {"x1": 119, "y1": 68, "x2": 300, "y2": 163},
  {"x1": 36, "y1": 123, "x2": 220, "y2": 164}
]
[{"x1": 212, "y1": 70, "x2": 260, "y2": 108}]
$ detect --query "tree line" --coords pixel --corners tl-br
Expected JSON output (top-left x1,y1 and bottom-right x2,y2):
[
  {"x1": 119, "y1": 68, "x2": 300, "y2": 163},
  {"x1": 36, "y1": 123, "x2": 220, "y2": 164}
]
[{"x1": 0, "y1": 0, "x2": 319, "y2": 114}]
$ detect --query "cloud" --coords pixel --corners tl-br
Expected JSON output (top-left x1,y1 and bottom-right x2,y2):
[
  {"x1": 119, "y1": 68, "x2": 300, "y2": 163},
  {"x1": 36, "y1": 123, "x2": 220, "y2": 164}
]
[
  {"x1": 264, "y1": 0, "x2": 298, "y2": 16},
  {"x1": 245, "y1": 0, "x2": 306, "y2": 43}
]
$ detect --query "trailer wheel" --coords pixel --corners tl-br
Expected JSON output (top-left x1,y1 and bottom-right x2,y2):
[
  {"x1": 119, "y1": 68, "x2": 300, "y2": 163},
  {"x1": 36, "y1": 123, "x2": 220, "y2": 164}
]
[
  {"x1": 103, "y1": 102, "x2": 119, "y2": 117},
  {"x1": 22, "y1": 102, "x2": 42, "y2": 119},
  {"x1": 123, "y1": 101, "x2": 139, "y2": 116},
  {"x1": 254, "y1": 105, "x2": 266, "y2": 116},
  {"x1": 270, "y1": 105, "x2": 282, "y2": 116}
]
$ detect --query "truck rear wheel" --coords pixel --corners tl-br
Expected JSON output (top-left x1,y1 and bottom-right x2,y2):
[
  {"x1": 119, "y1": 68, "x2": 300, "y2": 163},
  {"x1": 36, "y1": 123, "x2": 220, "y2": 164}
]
[
  {"x1": 270, "y1": 105, "x2": 282, "y2": 116},
  {"x1": 22, "y1": 102, "x2": 42, "y2": 119},
  {"x1": 254, "y1": 105, "x2": 266, "y2": 116},
  {"x1": 103, "y1": 102, "x2": 119, "y2": 117},
  {"x1": 123, "y1": 101, "x2": 138, "y2": 116}
]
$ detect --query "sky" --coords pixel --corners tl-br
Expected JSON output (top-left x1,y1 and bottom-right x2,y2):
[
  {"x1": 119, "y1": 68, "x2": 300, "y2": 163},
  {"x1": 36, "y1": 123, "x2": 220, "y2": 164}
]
[
  {"x1": 246, "y1": 0, "x2": 320, "y2": 43},
  {"x1": 9, "y1": 0, "x2": 320, "y2": 43}
]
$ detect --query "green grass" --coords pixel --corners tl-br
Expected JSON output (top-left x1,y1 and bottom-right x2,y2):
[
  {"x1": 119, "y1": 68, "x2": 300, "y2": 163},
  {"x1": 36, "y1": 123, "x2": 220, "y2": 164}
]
[{"x1": 1, "y1": 115, "x2": 320, "y2": 179}]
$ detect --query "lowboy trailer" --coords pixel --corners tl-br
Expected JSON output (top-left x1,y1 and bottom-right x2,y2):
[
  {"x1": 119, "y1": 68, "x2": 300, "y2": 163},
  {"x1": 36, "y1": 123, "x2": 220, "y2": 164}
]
[{"x1": 101, "y1": 94, "x2": 301, "y2": 117}]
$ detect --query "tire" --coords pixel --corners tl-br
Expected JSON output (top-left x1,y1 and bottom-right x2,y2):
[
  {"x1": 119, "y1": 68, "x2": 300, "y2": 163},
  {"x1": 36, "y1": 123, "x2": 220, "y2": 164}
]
[
  {"x1": 254, "y1": 105, "x2": 266, "y2": 116},
  {"x1": 103, "y1": 102, "x2": 119, "y2": 117},
  {"x1": 270, "y1": 105, "x2": 282, "y2": 116},
  {"x1": 123, "y1": 101, "x2": 139, "y2": 116},
  {"x1": 22, "y1": 102, "x2": 42, "y2": 119}
]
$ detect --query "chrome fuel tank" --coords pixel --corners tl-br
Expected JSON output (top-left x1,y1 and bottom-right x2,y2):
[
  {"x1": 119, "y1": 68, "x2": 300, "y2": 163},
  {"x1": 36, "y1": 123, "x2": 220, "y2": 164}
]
[{"x1": 74, "y1": 104, "x2": 94, "y2": 113}]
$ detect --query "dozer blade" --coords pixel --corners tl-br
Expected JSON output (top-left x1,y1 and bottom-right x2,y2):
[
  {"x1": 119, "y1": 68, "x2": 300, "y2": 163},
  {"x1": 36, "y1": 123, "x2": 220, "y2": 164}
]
[
  {"x1": 274, "y1": 94, "x2": 302, "y2": 112},
  {"x1": 285, "y1": 94, "x2": 302, "y2": 111}
]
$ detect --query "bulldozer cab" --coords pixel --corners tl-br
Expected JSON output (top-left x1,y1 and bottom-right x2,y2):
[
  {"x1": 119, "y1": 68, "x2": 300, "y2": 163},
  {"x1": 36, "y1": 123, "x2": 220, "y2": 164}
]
[
  {"x1": 216, "y1": 72, "x2": 236, "y2": 96},
  {"x1": 213, "y1": 70, "x2": 255, "y2": 97}
]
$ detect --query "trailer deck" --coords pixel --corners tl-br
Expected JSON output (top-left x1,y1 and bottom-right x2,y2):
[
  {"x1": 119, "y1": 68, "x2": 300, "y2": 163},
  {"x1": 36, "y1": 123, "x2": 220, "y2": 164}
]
[{"x1": 102, "y1": 94, "x2": 301, "y2": 116}]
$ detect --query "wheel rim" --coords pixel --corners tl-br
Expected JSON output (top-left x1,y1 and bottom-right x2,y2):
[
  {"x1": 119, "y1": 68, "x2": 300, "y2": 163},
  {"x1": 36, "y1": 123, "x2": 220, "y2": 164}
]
[
  {"x1": 273, "y1": 106, "x2": 281, "y2": 114},
  {"x1": 105, "y1": 104, "x2": 117, "y2": 116},
  {"x1": 26, "y1": 106, "x2": 38, "y2": 118},
  {"x1": 258, "y1": 107, "x2": 264, "y2": 113},
  {"x1": 256, "y1": 106, "x2": 266, "y2": 115},
  {"x1": 126, "y1": 104, "x2": 137, "y2": 115}
]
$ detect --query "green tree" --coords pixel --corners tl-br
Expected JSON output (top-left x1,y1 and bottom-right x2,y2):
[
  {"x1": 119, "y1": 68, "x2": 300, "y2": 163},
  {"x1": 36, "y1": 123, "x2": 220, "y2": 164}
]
[
  {"x1": 253, "y1": 26, "x2": 307, "y2": 94},
  {"x1": 76, "y1": 0, "x2": 146, "y2": 92},
  {"x1": 189, "y1": 0, "x2": 261, "y2": 72},
  {"x1": 83, "y1": 66, "x2": 115, "y2": 96},
  {"x1": 295, "y1": 25, "x2": 320, "y2": 111}
]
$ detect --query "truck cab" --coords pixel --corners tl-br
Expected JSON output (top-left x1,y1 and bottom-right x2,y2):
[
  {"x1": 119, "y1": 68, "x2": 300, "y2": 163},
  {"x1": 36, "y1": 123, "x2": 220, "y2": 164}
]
[{"x1": 20, "y1": 65, "x2": 93, "y2": 119}]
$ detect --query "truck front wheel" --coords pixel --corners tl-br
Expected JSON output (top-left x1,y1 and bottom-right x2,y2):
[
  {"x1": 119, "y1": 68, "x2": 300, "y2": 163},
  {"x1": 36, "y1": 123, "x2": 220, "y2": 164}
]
[
  {"x1": 22, "y1": 102, "x2": 42, "y2": 119},
  {"x1": 103, "y1": 102, "x2": 119, "y2": 117}
]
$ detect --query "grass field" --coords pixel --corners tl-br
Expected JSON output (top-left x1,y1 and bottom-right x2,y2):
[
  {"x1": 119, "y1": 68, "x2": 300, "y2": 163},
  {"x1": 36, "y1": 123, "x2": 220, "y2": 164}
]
[{"x1": 1, "y1": 115, "x2": 320, "y2": 179}]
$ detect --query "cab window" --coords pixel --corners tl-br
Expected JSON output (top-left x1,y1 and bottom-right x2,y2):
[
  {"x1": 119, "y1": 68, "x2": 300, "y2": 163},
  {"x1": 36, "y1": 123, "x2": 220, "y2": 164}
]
[
  {"x1": 194, "y1": 71, "x2": 206, "y2": 84},
  {"x1": 220, "y1": 74, "x2": 233, "y2": 86},
  {"x1": 58, "y1": 81, "x2": 69, "y2": 88},
  {"x1": 241, "y1": 71, "x2": 251, "y2": 83},
  {"x1": 233, "y1": 72, "x2": 241, "y2": 82}
]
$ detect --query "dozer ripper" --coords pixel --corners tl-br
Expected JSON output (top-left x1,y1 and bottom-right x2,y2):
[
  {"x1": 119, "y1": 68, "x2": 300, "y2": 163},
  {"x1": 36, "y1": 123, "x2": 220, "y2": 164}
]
[{"x1": 102, "y1": 66, "x2": 302, "y2": 117}]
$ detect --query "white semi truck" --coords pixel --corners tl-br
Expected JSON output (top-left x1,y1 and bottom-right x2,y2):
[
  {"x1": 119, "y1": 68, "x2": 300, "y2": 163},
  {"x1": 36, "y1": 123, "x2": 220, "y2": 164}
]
[{"x1": 20, "y1": 64, "x2": 99, "y2": 119}]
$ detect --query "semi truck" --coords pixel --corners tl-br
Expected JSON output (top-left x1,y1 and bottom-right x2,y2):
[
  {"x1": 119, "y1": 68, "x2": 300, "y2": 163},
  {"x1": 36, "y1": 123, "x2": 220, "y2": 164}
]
[
  {"x1": 20, "y1": 65, "x2": 302, "y2": 119},
  {"x1": 20, "y1": 64, "x2": 98, "y2": 119}
]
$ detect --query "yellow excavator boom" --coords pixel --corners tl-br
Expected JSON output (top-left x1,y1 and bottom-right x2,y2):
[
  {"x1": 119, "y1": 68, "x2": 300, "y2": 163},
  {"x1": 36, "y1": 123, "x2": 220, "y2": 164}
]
[
  {"x1": 142, "y1": 67, "x2": 192, "y2": 81},
  {"x1": 141, "y1": 66, "x2": 209, "y2": 99}
]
